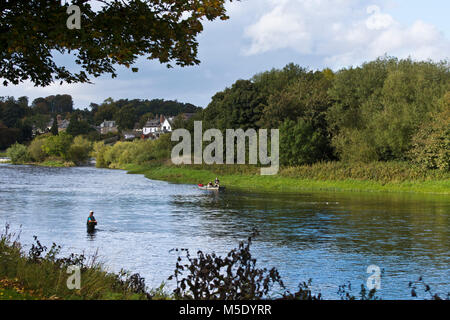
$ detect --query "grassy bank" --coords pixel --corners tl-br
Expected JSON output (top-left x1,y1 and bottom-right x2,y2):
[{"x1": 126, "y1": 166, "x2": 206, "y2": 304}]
[
  {"x1": 1, "y1": 159, "x2": 76, "y2": 167},
  {"x1": 31, "y1": 159, "x2": 76, "y2": 167},
  {"x1": 0, "y1": 226, "x2": 169, "y2": 300},
  {"x1": 123, "y1": 162, "x2": 450, "y2": 195}
]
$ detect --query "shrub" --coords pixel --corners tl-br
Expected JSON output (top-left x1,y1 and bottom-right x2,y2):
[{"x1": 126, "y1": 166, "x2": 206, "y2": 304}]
[
  {"x1": 168, "y1": 231, "x2": 323, "y2": 300},
  {"x1": 28, "y1": 138, "x2": 47, "y2": 162},
  {"x1": 103, "y1": 141, "x2": 135, "y2": 168},
  {"x1": 67, "y1": 136, "x2": 92, "y2": 164},
  {"x1": 92, "y1": 141, "x2": 111, "y2": 168},
  {"x1": 0, "y1": 227, "x2": 151, "y2": 300},
  {"x1": 92, "y1": 136, "x2": 173, "y2": 169},
  {"x1": 169, "y1": 233, "x2": 286, "y2": 300},
  {"x1": 6, "y1": 143, "x2": 30, "y2": 164},
  {"x1": 41, "y1": 132, "x2": 73, "y2": 160}
]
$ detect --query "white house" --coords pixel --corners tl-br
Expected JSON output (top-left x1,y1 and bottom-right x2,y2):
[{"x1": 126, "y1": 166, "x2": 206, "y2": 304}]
[
  {"x1": 161, "y1": 117, "x2": 173, "y2": 132},
  {"x1": 142, "y1": 119, "x2": 161, "y2": 135}
]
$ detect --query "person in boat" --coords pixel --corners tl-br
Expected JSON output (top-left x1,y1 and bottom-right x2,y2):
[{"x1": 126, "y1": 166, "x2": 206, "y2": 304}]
[
  {"x1": 207, "y1": 181, "x2": 213, "y2": 187},
  {"x1": 214, "y1": 177, "x2": 220, "y2": 187},
  {"x1": 87, "y1": 210, "x2": 97, "y2": 230}
]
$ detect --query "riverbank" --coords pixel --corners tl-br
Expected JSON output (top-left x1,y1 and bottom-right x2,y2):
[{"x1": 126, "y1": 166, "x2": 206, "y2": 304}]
[
  {"x1": 123, "y1": 163, "x2": 450, "y2": 195},
  {"x1": 30, "y1": 160, "x2": 76, "y2": 167},
  {"x1": 0, "y1": 151, "x2": 8, "y2": 163},
  {"x1": 4, "y1": 159, "x2": 449, "y2": 194},
  {"x1": 0, "y1": 227, "x2": 168, "y2": 300}
]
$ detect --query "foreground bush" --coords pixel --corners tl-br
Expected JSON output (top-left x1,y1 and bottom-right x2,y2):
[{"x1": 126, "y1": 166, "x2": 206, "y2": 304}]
[
  {"x1": 169, "y1": 232, "x2": 293, "y2": 300},
  {"x1": 168, "y1": 232, "x2": 448, "y2": 300},
  {"x1": 1, "y1": 226, "x2": 448, "y2": 300},
  {"x1": 0, "y1": 225, "x2": 154, "y2": 300}
]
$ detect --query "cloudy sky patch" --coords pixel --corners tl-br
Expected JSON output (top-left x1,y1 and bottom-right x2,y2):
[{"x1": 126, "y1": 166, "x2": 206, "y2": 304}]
[{"x1": 1, "y1": 0, "x2": 448, "y2": 109}]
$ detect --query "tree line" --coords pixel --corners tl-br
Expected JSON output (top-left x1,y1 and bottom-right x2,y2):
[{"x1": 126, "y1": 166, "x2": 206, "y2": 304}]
[
  {"x1": 0, "y1": 95, "x2": 201, "y2": 150},
  {"x1": 2, "y1": 57, "x2": 449, "y2": 172},
  {"x1": 183, "y1": 57, "x2": 449, "y2": 171}
]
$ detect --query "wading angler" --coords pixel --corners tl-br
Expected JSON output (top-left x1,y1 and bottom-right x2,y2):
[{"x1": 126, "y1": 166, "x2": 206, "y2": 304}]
[{"x1": 171, "y1": 121, "x2": 279, "y2": 175}]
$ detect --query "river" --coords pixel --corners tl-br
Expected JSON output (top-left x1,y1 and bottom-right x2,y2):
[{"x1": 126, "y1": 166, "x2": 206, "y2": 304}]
[{"x1": 0, "y1": 164, "x2": 448, "y2": 299}]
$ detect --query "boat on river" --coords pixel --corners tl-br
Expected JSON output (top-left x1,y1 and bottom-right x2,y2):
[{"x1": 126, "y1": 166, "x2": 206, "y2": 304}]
[{"x1": 198, "y1": 184, "x2": 225, "y2": 191}]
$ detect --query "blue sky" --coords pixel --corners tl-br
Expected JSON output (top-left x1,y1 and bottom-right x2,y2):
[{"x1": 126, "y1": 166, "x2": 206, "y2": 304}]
[{"x1": 1, "y1": 0, "x2": 449, "y2": 109}]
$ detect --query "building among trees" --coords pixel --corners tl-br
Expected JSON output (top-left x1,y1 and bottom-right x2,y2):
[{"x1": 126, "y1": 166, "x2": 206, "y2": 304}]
[
  {"x1": 46, "y1": 115, "x2": 70, "y2": 133},
  {"x1": 100, "y1": 120, "x2": 118, "y2": 134}
]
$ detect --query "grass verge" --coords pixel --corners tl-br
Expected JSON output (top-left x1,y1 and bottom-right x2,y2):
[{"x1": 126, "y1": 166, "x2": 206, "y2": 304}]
[{"x1": 123, "y1": 163, "x2": 450, "y2": 195}]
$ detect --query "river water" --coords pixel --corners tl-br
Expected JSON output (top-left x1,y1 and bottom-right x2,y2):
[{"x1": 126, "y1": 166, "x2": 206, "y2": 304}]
[{"x1": 0, "y1": 164, "x2": 448, "y2": 299}]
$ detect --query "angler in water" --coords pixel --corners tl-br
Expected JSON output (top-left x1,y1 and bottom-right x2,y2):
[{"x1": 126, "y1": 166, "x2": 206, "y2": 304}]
[{"x1": 87, "y1": 210, "x2": 97, "y2": 232}]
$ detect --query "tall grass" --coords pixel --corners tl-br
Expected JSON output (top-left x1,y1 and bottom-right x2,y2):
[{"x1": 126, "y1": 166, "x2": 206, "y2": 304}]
[{"x1": 279, "y1": 161, "x2": 449, "y2": 183}]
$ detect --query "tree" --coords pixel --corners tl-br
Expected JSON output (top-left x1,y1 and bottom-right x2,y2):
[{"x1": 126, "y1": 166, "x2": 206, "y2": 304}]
[
  {"x1": 0, "y1": 126, "x2": 20, "y2": 150},
  {"x1": 94, "y1": 102, "x2": 119, "y2": 125},
  {"x1": 42, "y1": 132, "x2": 73, "y2": 160},
  {"x1": 17, "y1": 96, "x2": 28, "y2": 108},
  {"x1": 252, "y1": 63, "x2": 309, "y2": 96},
  {"x1": 138, "y1": 112, "x2": 155, "y2": 128},
  {"x1": 0, "y1": 98, "x2": 26, "y2": 127},
  {"x1": 50, "y1": 115, "x2": 59, "y2": 136},
  {"x1": 46, "y1": 95, "x2": 73, "y2": 113},
  {"x1": 114, "y1": 105, "x2": 138, "y2": 130},
  {"x1": 202, "y1": 80, "x2": 265, "y2": 130},
  {"x1": 28, "y1": 136, "x2": 48, "y2": 162},
  {"x1": 409, "y1": 95, "x2": 450, "y2": 171},
  {"x1": 32, "y1": 97, "x2": 50, "y2": 114},
  {"x1": 326, "y1": 57, "x2": 449, "y2": 162},
  {"x1": 1, "y1": 0, "x2": 234, "y2": 86},
  {"x1": 280, "y1": 119, "x2": 331, "y2": 166},
  {"x1": 68, "y1": 136, "x2": 93, "y2": 164},
  {"x1": 66, "y1": 112, "x2": 92, "y2": 136},
  {"x1": 27, "y1": 114, "x2": 51, "y2": 132},
  {"x1": 259, "y1": 70, "x2": 333, "y2": 129}
]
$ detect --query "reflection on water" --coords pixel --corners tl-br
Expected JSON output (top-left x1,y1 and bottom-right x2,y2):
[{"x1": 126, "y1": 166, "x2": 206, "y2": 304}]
[{"x1": 0, "y1": 164, "x2": 448, "y2": 299}]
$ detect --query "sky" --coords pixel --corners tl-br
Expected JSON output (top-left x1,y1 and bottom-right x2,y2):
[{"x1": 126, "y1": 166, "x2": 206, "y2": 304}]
[{"x1": 1, "y1": 0, "x2": 449, "y2": 109}]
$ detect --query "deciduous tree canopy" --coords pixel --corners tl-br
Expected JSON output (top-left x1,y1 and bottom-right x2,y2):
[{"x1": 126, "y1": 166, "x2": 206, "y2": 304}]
[
  {"x1": 0, "y1": 0, "x2": 233, "y2": 86},
  {"x1": 193, "y1": 57, "x2": 449, "y2": 169}
]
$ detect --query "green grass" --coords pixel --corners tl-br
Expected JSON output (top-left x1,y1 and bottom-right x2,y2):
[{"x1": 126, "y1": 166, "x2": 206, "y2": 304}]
[{"x1": 123, "y1": 163, "x2": 450, "y2": 195}]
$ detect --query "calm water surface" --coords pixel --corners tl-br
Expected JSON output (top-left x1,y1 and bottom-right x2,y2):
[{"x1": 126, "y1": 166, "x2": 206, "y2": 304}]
[{"x1": 0, "y1": 164, "x2": 448, "y2": 299}]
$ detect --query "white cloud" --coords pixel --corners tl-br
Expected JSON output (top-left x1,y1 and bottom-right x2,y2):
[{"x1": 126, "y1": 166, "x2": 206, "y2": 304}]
[
  {"x1": 243, "y1": 0, "x2": 450, "y2": 68},
  {"x1": 366, "y1": 5, "x2": 395, "y2": 30}
]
